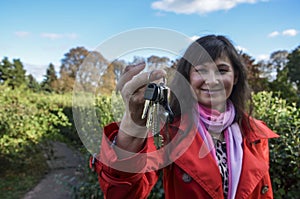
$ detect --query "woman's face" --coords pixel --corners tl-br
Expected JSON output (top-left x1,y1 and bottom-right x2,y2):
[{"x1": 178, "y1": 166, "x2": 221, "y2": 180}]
[{"x1": 189, "y1": 56, "x2": 237, "y2": 112}]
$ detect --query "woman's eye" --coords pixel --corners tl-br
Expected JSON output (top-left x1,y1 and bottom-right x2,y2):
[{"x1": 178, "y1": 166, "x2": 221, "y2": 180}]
[
  {"x1": 218, "y1": 69, "x2": 228, "y2": 74},
  {"x1": 195, "y1": 69, "x2": 207, "y2": 73}
]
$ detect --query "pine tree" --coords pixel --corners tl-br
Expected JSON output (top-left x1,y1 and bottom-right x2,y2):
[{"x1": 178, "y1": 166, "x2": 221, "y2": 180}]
[{"x1": 42, "y1": 63, "x2": 57, "y2": 92}]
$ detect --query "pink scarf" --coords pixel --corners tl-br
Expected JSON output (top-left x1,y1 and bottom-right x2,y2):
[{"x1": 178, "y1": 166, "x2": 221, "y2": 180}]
[{"x1": 197, "y1": 101, "x2": 243, "y2": 199}]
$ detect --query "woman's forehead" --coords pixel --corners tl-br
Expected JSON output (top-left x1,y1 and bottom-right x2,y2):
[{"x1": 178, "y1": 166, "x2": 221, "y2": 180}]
[{"x1": 193, "y1": 56, "x2": 231, "y2": 67}]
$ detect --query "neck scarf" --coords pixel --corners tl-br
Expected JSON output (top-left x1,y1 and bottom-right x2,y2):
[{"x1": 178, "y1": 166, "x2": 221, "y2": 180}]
[{"x1": 197, "y1": 101, "x2": 243, "y2": 199}]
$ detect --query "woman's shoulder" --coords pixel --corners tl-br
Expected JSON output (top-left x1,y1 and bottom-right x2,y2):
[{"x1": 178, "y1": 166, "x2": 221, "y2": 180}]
[{"x1": 242, "y1": 117, "x2": 279, "y2": 142}]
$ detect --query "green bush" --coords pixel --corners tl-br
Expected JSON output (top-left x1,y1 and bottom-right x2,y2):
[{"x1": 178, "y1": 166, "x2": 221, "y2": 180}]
[
  {"x1": 0, "y1": 85, "x2": 70, "y2": 167},
  {"x1": 252, "y1": 91, "x2": 300, "y2": 198}
]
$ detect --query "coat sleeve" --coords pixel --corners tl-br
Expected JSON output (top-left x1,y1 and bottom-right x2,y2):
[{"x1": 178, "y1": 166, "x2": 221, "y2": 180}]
[{"x1": 90, "y1": 122, "x2": 159, "y2": 199}]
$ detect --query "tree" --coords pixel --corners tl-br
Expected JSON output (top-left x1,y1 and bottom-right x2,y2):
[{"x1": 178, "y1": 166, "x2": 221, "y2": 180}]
[
  {"x1": 60, "y1": 47, "x2": 90, "y2": 78},
  {"x1": 75, "y1": 50, "x2": 109, "y2": 93},
  {"x1": 270, "y1": 50, "x2": 289, "y2": 74},
  {"x1": 110, "y1": 60, "x2": 125, "y2": 82},
  {"x1": 27, "y1": 74, "x2": 41, "y2": 92},
  {"x1": 267, "y1": 50, "x2": 298, "y2": 105},
  {"x1": 0, "y1": 57, "x2": 11, "y2": 83},
  {"x1": 0, "y1": 57, "x2": 26, "y2": 88},
  {"x1": 286, "y1": 45, "x2": 300, "y2": 93},
  {"x1": 97, "y1": 63, "x2": 116, "y2": 95},
  {"x1": 147, "y1": 55, "x2": 170, "y2": 70},
  {"x1": 41, "y1": 63, "x2": 57, "y2": 92},
  {"x1": 240, "y1": 53, "x2": 268, "y2": 93},
  {"x1": 57, "y1": 47, "x2": 90, "y2": 93}
]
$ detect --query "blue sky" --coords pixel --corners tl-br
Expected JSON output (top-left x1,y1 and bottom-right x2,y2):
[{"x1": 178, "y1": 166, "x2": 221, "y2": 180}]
[{"x1": 1, "y1": 0, "x2": 299, "y2": 81}]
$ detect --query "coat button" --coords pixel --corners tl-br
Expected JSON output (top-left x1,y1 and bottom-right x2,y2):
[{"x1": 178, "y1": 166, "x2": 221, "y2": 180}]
[
  {"x1": 261, "y1": 185, "x2": 269, "y2": 194},
  {"x1": 182, "y1": 173, "x2": 192, "y2": 183}
]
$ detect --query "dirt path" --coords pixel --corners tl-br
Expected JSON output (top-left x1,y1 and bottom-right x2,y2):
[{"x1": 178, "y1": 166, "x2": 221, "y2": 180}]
[{"x1": 22, "y1": 141, "x2": 84, "y2": 199}]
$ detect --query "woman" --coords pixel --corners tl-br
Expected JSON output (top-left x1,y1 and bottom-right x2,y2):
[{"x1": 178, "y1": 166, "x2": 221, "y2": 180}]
[{"x1": 91, "y1": 35, "x2": 278, "y2": 198}]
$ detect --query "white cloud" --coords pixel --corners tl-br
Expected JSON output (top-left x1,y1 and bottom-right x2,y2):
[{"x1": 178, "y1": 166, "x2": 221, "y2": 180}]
[
  {"x1": 268, "y1": 29, "x2": 298, "y2": 38},
  {"x1": 14, "y1": 31, "x2": 30, "y2": 37},
  {"x1": 282, "y1": 29, "x2": 298, "y2": 36},
  {"x1": 151, "y1": 0, "x2": 263, "y2": 15},
  {"x1": 40, "y1": 32, "x2": 78, "y2": 40},
  {"x1": 41, "y1": 33, "x2": 63, "y2": 39},
  {"x1": 268, "y1": 31, "x2": 280, "y2": 38},
  {"x1": 236, "y1": 45, "x2": 248, "y2": 53}
]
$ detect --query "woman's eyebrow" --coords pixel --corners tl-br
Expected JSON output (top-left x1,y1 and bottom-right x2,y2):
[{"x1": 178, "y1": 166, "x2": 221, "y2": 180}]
[{"x1": 217, "y1": 63, "x2": 230, "y2": 68}]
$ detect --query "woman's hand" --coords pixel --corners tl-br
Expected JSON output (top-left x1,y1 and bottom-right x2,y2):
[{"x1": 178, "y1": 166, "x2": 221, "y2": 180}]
[{"x1": 116, "y1": 62, "x2": 166, "y2": 153}]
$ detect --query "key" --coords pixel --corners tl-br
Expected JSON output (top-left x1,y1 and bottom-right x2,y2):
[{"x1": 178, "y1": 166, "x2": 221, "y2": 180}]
[
  {"x1": 144, "y1": 83, "x2": 159, "y2": 102},
  {"x1": 146, "y1": 105, "x2": 153, "y2": 129},
  {"x1": 152, "y1": 103, "x2": 159, "y2": 134},
  {"x1": 154, "y1": 134, "x2": 164, "y2": 149},
  {"x1": 152, "y1": 103, "x2": 164, "y2": 149},
  {"x1": 159, "y1": 85, "x2": 174, "y2": 123},
  {"x1": 141, "y1": 99, "x2": 151, "y2": 119}
]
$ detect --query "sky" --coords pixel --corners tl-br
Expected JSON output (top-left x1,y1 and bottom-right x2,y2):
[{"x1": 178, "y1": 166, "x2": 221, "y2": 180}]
[{"x1": 1, "y1": 0, "x2": 299, "y2": 82}]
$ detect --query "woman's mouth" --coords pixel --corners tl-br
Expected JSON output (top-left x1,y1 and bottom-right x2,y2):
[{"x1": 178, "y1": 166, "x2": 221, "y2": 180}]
[{"x1": 201, "y1": 88, "x2": 223, "y2": 95}]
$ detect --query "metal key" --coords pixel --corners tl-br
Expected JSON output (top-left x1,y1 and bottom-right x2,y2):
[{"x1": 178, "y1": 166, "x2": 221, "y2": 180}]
[
  {"x1": 152, "y1": 103, "x2": 159, "y2": 134},
  {"x1": 142, "y1": 82, "x2": 170, "y2": 149},
  {"x1": 152, "y1": 103, "x2": 163, "y2": 149},
  {"x1": 141, "y1": 99, "x2": 151, "y2": 120},
  {"x1": 146, "y1": 104, "x2": 154, "y2": 129},
  {"x1": 144, "y1": 83, "x2": 159, "y2": 102},
  {"x1": 142, "y1": 83, "x2": 158, "y2": 120}
]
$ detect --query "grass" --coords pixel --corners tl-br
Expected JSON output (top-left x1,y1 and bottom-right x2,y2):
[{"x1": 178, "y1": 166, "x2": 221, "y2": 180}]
[{"x1": 0, "y1": 150, "x2": 49, "y2": 199}]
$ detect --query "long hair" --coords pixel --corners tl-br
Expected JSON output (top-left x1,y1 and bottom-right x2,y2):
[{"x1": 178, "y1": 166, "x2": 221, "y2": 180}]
[{"x1": 169, "y1": 35, "x2": 251, "y2": 131}]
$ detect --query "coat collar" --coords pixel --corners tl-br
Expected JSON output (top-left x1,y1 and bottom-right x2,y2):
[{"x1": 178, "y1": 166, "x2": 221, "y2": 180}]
[{"x1": 242, "y1": 117, "x2": 279, "y2": 143}]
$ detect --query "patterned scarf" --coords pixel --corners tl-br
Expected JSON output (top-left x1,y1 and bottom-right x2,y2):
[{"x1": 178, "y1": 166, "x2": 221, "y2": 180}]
[{"x1": 197, "y1": 100, "x2": 243, "y2": 199}]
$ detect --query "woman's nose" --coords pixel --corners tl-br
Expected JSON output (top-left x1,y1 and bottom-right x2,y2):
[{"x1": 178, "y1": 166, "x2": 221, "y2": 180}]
[{"x1": 204, "y1": 71, "x2": 220, "y2": 85}]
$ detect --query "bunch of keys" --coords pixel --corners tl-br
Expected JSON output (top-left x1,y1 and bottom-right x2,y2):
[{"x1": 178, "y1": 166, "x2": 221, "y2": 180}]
[{"x1": 141, "y1": 80, "x2": 174, "y2": 149}]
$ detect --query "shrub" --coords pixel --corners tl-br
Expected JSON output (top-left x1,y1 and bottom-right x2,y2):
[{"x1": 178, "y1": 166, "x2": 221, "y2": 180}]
[
  {"x1": 252, "y1": 91, "x2": 300, "y2": 198},
  {"x1": 0, "y1": 85, "x2": 70, "y2": 168}
]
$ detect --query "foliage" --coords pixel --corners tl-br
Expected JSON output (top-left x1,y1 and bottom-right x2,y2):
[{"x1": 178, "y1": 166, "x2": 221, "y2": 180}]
[
  {"x1": 267, "y1": 66, "x2": 299, "y2": 106},
  {"x1": 286, "y1": 45, "x2": 300, "y2": 93},
  {"x1": 55, "y1": 47, "x2": 109, "y2": 93},
  {"x1": 269, "y1": 50, "x2": 289, "y2": 74},
  {"x1": 41, "y1": 63, "x2": 57, "y2": 92},
  {"x1": 0, "y1": 85, "x2": 70, "y2": 167},
  {"x1": 97, "y1": 64, "x2": 117, "y2": 96},
  {"x1": 240, "y1": 53, "x2": 269, "y2": 93},
  {"x1": 0, "y1": 57, "x2": 27, "y2": 89},
  {"x1": 252, "y1": 91, "x2": 300, "y2": 198},
  {"x1": 26, "y1": 74, "x2": 41, "y2": 92}
]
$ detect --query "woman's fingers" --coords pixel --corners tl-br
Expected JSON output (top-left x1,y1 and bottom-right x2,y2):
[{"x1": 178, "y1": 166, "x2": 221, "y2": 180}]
[
  {"x1": 122, "y1": 69, "x2": 167, "y2": 102},
  {"x1": 116, "y1": 62, "x2": 146, "y2": 92}
]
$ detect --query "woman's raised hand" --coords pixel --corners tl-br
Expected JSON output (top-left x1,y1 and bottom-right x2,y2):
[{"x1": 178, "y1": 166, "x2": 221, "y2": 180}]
[{"x1": 116, "y1": 62, "x2": 166, "y2": 152}]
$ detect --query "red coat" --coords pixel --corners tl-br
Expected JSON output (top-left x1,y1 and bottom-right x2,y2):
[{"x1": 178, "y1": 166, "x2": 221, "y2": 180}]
[{"x1": 91, "y1": 117, "x2": 278, "y2": 199}]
